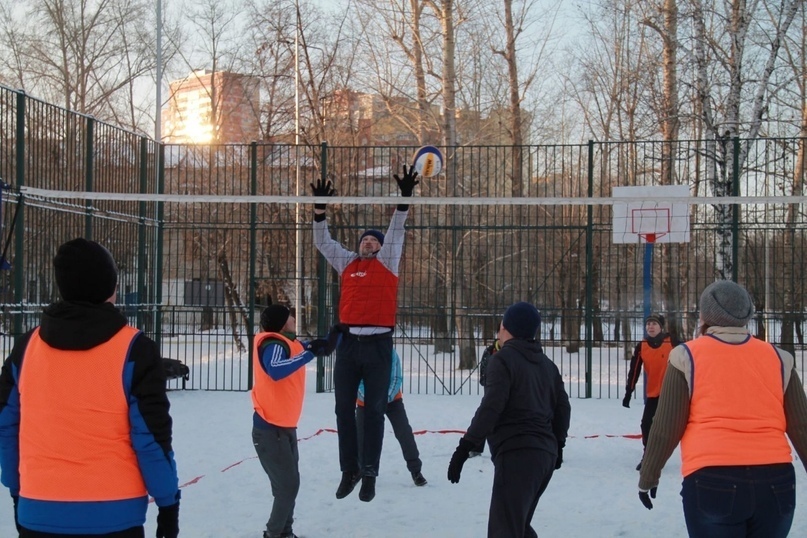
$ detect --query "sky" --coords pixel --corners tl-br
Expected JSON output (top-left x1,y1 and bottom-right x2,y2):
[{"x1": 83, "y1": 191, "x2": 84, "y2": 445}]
[{"x1": 2, "y1": 356, "x2": 806, "y2": 537}]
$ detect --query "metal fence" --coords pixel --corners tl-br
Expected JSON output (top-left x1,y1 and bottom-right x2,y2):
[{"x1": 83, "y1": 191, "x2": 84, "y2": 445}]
[{"x1": 0, "y1": 85, "x2": 804, "y2": 397}]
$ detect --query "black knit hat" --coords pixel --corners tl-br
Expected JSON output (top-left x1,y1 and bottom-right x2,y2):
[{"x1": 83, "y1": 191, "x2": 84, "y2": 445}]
[
  {"x1": 260, "y1": 304, "x2": 291, "y2": 332},
  {"x1": 502, "y1": 301, "x2": 541, "y2": 340},
  {"x1": 359, "y1": 229, "x2": 385, "y2": 246},
  {"x1": 53, "y1": 238, "x2": 118, "y2": 304},
  {"x1": 645, "y1": 314, "x2": 665, "y2": 327}
]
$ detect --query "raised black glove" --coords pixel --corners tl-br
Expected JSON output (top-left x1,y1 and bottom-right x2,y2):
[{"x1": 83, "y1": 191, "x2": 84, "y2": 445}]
[
  {"x1": 638, "y1": 487, "x2": 657, "y2": 510},
  {"x1": 156, "y1": 502, "x2": 180, "y2": 538},
  {"x1": 310, "y1": 177, "x2": 335, "y2": 210},
  {"x1": 393, "y1": 165, "x2": 419, "y2": 197},
  {"x1": 622, "y1": 394, "x2": 631, "y2": 408},
  {"x1": 555, "y1": 447, "x2": 563, "y2": 470},
  {"x1": 447, "y1": 438, "x2": 473, "y2": 484},
  {"x1": 12, "y1": 495, "x2": 20, "y2": 532}
]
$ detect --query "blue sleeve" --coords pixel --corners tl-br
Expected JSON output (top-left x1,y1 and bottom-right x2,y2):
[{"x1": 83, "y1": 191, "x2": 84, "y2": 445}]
[
  {"x1": 0, "y1": 336, "x2": 29, "y2": 497},
  {"x1": 0, "y1": 363, "x2": 20, "y2": 495},
  {"x1": 125, "y1": 339, "x2": 180, "y2": 507},
  {"x1": 388, "y1": 349, "x2": 403, "y2": 402},
  {"x1": 260, "y1": 340, "x2": 316, "y2": 381}
]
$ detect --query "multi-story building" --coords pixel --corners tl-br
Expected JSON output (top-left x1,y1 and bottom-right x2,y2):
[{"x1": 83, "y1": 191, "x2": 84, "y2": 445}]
[{"x1": 162, "y1": 70, "x2": 260, "y2": 144}]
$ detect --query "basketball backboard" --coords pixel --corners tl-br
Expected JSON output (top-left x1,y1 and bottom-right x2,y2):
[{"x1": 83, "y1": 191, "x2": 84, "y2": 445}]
[{"x1": 612, "y1": 185, "x2": 690, "y2": 244}]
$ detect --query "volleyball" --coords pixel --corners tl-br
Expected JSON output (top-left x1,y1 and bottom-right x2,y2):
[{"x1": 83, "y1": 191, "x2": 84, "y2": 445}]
[{"x1": 412, "y1": 145, "x2": 443, "y2": 178}]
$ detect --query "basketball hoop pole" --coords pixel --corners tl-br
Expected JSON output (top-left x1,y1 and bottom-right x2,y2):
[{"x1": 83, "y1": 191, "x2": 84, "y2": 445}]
[{"x1": 642, "y1": 238, "x2": 655, "y2": 404}]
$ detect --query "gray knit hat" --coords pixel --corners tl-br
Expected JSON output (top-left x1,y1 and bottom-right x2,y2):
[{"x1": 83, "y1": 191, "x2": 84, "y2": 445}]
[{"x1": 699, "y1": 280, "x2": 754, "y2": 328}]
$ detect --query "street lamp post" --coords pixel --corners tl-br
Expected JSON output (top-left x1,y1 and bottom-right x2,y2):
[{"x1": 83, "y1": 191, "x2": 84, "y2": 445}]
[{"x1": 294, "y1": 0, "x2": 303, "y2": 335}]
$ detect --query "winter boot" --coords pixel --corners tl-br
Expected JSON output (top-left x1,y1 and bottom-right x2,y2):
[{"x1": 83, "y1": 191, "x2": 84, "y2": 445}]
[
  {"x1": 358, "y1": 476, "x2": 376, "y2": 502},
  {"x1": 335, "y1": 471, "x2": 361, "y2": 499},
  {"x1": 412, "y1": 471, "x2": 427, "y2": 486}
]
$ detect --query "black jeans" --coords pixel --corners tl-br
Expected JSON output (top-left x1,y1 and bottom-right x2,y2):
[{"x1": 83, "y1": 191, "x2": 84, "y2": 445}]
[
  {"x1": 681, "y1": 463, "x2": 795, "y2": 538},
  {"x1": 333, "y1": 332, "x2": 393, "y2": 477},
  {"x1": 357, "y1": 397, "x2": 422, "y2": 474},
  {"x1": 640, "y1": 396, "x2": 660, "y2": 448}
]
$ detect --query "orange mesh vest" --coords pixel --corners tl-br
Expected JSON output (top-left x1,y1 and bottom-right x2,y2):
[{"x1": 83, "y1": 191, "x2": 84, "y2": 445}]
[
  {"x1": 641, "y1": 338, "x2": 674, "y2": 397},
  {"x1": 339, "y1": 258, "x2": 398, "y2": 327},
  {"x1": 680, "y1": 335, "x2": 792, "y2": 477},
  {"x1": 19, "y1": 326, "x2": 147, "y2": 501},
  {"x1": 252, "y1": 332, "x2": 306, "y2": 428}
]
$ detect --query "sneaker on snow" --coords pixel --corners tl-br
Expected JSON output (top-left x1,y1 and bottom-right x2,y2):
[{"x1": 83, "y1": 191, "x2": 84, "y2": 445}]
[
  {"x1": 468, "y1": 451, "x2": 483, "y2": 458},
  {"x1": 412, "y1": 471, "x2": 428, "y2": 486}
]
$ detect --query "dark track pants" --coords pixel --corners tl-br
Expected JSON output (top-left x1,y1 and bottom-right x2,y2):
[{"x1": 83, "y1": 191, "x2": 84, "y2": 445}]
[
  {"x1": 488, "y1": 448, "x2": 556, "y2": 538},
  {"x1": 357, "y1": 397, "x2": 422, "y2": 474},
  {"x1": 640, "y1": 396, "x2": 660, "y2": 447},
  {"x1": 333, "y1": 333, "x2": 393, "y2": 477},
  {"x1": 252, "y1": 425, "x2": 299, "y2": 537}
]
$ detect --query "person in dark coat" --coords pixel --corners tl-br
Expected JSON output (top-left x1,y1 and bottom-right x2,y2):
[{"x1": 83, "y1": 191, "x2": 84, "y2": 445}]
[{"x1": 447, "y1": 301, "x2": 571, "y2": 538}]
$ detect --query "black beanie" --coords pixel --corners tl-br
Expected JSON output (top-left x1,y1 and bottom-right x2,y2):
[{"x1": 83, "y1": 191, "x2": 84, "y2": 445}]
[
  {"x1": 502, "y1": 301, "x2": 541, "y2": 340},
  {"x1": 645, "y1": 314, "x2": 665, "y2": 327},
  {"x1": 359, "y1": 229, "x2": 385, "y2": 246},
  {"x1": 260, "y1": 304, "x2": 291, "y2": 332},
  {"x1": 53, "y1": 238, "x2": 118, "y2": 304}
]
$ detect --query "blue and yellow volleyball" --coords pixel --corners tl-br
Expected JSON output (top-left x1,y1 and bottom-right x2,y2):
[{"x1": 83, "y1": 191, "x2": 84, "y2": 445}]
[{"x1": 412, "y1": 145, "x2": 443, "y2": 178}]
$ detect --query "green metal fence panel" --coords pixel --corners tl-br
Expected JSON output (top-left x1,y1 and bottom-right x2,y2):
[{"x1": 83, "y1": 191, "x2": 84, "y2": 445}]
[{"x1": 0, "y1": 85, "x2": 804, "y2": 396}]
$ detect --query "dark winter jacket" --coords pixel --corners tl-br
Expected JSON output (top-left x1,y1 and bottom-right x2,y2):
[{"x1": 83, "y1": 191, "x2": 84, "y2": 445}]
[
  {"x1": 0, "y1": 301, "x2": 179, "y2": 534},
  {"x1": 464, "y1": 339, "x2": 571, "y2": 459}
]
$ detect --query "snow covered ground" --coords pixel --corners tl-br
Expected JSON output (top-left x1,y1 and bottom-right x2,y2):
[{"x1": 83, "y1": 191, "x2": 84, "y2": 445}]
[{"x1": 2, "y1": 361, "x2": 806, "y2": 537}]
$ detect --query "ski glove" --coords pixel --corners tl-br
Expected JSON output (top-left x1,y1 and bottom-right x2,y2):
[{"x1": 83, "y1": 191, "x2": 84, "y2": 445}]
[
  {"x1": 447, "y1": 438, "x2": 474, "y2": 484},
  {"x1": 310, "y1": 177, "x2": 335, "y2": 209},
  {"x1": 393, "y1": 165, "x2": 419, "y2": 197},
  {"x1": 555, "y1": 447, "x2": 563, "y2": 470},
  {"x1": 156, "y1": 501, "x2": 180, "y2": 538},
  {"x1": 638, "y1": 487, "x2": 657, "y2": 510},
  {"x1": 622, "y1": 394, "x2": 631, "y2": 408}
]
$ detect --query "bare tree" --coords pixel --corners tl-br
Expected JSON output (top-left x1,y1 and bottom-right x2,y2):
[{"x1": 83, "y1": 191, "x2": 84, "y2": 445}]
[
  {"x1": 0, "y1": 0, "x2": 158, "y2": 131},
  {"x1": 690, "y1": 0, "x2": 801, "y2": 279}
]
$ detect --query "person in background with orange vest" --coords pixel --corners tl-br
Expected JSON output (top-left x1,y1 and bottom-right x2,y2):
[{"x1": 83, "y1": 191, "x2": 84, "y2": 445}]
[
  {"x1": 0, "y1": 238, "x2": 180, "y2": 538},
  {"x1": 623, "y1": 314, "x2": 680, "y2": 471},
  {"x1": 251, "y1": 304, "x2": 339, "y2": 538},
  {"x1": 356, "y1": 349, "x2": 427, "y2": 487},
  {"x1": 638, "y1": 280, "x2": 807, "y2": 538},
  {"x1": 311, "y1": 166, "x2": 419, "y2": 503}
]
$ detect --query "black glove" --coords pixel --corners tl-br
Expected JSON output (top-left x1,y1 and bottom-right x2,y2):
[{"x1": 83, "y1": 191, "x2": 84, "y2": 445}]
[
  {"x1": 622, "y1": 393, "x2": 631, "y2": 408},
  {"x1": 447, "y1": 438, "x2": 473, "y2": 484},
  {"x1": 307, "y1": 339, "x2": 331, "y2": 356},
  {"x1": 393, "y1": 165, "x2": 419, "y2": 197},
  {"x1": 310, "y1": 176, "x2": 335, "y2": 210},
  {"x1": 638, "y1": 487, "x2": 657, "y2": 510},
  {"x1": 555, "y1": 447, "x2": 563, "y2": 470},
  {"x1": 156, "y1": 502, "x2": 180, "y2": 538},
  {"x1": 12, "y1": 495, "x2": 20, "y2": 532}
]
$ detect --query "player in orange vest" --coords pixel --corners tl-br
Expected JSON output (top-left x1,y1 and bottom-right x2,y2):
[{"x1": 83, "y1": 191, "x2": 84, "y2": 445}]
[
  {"x1": 623, "y1": 314, "x2": 680, "y2": 470},
  {"x1": 311, "y1": 167, "x2": 419, "y2": 502},
  {"x1": 0, "y1": 238, "x2": 179, "y2": 537},
  {"x1": 251, "y1": 304, "x2": 339, "y2": 538},
  {"x1": 637, "y1": 280, "x2": 807, "y2": 538}
]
